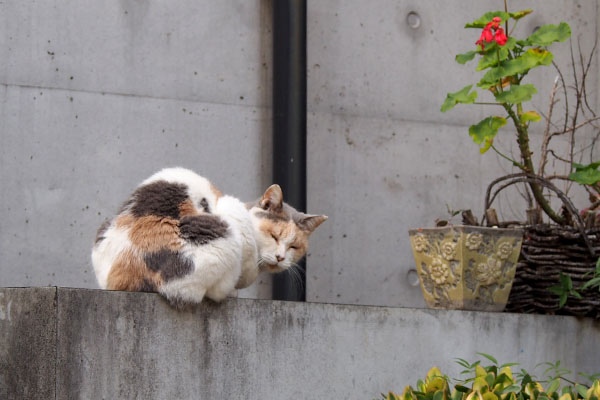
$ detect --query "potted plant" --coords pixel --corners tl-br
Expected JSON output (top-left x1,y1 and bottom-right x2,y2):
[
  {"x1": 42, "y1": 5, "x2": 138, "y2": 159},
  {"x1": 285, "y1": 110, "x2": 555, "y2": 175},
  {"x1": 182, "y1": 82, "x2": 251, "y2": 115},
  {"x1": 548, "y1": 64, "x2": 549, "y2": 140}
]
[{"x1": 410, "y1": 3, "x2": 600, "y2": 316}]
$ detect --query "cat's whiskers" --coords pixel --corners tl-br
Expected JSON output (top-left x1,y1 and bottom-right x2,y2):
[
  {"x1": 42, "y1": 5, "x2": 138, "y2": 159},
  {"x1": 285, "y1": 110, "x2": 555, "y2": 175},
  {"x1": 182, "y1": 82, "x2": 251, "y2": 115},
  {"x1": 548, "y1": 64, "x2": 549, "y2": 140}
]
[{"x1": 284, "y1": 262, "x2": 305, "y2": 292}]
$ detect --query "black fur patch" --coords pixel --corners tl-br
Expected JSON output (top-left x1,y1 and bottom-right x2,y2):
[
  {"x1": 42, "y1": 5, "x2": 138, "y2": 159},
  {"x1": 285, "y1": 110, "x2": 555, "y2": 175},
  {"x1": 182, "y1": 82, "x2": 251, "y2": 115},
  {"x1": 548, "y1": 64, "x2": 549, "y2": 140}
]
[
  {"x1": 178, "y1": 215, "x2": 229, "y2": 245},
  {"x1": 130, "y1": 180, "x2": 189, "y2": 219},
  {"x1": 144, "y1": 250, "x2": 194, "y2": 281},
  {"x1": 95, "y1": 219, "x2": 111, "y2": 244},
  {"x1": 199, "y1": 198, "x2": 210, "y2": 213},
  {"x1": 116, "y1": 197, "x2": 135, "y2": 215},
  {"x1": 139, "y1": 279, "x2": 157, "y2": 292}
]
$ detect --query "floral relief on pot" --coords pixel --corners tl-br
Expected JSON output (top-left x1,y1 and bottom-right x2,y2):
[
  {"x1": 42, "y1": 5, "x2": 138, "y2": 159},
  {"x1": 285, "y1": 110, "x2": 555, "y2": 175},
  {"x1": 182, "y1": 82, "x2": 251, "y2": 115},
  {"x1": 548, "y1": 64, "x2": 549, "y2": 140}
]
[{"x1": 408, "y1": 226, "x2": 523, "y2": 311}]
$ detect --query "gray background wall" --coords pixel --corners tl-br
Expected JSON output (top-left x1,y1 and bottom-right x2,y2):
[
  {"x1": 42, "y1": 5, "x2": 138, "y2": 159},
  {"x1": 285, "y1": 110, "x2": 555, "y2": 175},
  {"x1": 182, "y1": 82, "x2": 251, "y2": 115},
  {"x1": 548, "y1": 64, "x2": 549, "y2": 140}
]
[{"x1": 1, "y1": 1, "x2": 598, "y2": 307}]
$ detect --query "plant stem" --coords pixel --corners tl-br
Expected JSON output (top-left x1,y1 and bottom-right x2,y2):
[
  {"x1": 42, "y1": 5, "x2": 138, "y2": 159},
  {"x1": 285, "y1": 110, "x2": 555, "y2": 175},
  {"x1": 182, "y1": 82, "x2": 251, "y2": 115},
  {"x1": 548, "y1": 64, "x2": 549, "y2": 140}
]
[
  {"x1": 491, "y1": 145, "x2": 525, "y2": 169},
  {"x1": 503, "y1": 103, "x2": 566, "y2": 224}
]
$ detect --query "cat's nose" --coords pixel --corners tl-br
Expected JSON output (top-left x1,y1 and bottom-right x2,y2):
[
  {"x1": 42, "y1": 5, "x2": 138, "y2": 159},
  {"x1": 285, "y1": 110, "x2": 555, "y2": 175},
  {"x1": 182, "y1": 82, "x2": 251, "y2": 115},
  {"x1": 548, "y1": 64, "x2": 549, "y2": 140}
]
[{"x1": 276, "y1": 255, "x2": 284, "y2": 262}]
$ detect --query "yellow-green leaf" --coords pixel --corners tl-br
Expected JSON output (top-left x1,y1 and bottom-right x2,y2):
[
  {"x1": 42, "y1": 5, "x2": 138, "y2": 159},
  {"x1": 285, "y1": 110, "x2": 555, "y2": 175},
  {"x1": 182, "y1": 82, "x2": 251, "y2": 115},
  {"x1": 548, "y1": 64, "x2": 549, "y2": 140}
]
[
  {"x1": 474, "y1": 377, "x2": 490, "y2": 392},
  {"x1": 509, "y1": 9, "x2": 533, "y2": 20},
  {"x1": 483, "y1": 393, "x2": 499, "y2": 400},
  {"x1": 427, "y1": 367, "x2": 443, "y2": 380},
  {"x1": 476, "y1": 365, "x2": 488, "y2": 378},
  {"x1": 469, "y1": 116, "x2": 507, "y2": 153},
  {"x1": 521, "y1": 111, "x2": 541, "y2": 123}
]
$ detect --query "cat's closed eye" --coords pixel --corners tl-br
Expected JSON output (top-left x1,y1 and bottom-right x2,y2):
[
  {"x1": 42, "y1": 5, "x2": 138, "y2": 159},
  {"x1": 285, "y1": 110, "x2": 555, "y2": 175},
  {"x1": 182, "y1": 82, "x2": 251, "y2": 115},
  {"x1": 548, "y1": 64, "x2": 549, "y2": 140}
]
[{"x1": 270, "y1": 233, "x2": 278, "y2": 242}]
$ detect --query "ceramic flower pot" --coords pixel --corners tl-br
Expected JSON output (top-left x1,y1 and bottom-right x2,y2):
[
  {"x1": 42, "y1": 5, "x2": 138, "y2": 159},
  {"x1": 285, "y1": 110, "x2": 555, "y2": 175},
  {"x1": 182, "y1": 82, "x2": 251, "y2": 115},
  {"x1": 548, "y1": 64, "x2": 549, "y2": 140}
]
[{"x1": 408, "y1": 225, "x2": 523, "y2": 312}]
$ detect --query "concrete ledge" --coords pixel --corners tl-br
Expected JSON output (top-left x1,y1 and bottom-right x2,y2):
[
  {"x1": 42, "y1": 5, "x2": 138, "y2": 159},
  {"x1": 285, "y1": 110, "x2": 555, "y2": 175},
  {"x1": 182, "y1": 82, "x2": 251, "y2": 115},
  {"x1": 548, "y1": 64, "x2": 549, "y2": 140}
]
[{"x1": 1, "y1": 287, "x2": 599, "y2": 399}]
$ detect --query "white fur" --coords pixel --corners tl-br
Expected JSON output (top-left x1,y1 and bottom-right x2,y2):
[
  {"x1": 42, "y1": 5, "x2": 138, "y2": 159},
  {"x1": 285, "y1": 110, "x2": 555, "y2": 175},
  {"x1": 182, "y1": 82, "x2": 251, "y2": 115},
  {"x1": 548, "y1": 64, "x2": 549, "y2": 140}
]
[
  {"x1": 159, "y1": 195, "x2": 258, "y2": 303},
  {"x1": 91, "y1": 224, "x2": 132, "y2": 289}
]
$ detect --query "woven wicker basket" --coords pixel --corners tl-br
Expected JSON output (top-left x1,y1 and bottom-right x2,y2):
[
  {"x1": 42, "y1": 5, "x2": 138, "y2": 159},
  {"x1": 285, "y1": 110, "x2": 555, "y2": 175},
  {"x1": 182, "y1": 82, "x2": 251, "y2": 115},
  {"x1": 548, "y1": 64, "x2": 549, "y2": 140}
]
[
  {"x1": 482, "y1": 174, "x2": 600, "y2": 318},
  {"x1": 505, "y1": 224, "x2": 600, "y2": 318}
]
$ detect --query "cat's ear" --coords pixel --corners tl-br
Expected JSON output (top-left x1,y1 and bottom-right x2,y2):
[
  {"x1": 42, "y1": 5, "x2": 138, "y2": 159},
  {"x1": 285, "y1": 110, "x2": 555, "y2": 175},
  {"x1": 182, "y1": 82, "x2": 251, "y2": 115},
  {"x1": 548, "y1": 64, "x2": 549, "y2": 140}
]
[
  {"x1": 297, "y1": 214, "x2": 328, "y2": 233},
  {"x1": 260, "y1": 184, "x2": 283, "y2": 212}
]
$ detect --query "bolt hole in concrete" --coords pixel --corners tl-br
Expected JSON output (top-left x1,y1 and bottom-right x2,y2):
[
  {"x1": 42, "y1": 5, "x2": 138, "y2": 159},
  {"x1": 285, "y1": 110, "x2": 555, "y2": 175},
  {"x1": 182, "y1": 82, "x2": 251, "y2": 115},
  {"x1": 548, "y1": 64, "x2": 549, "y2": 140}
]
[
  {"x1": 407, "y1": 269, "x2": 420, "y2": 287},
  {"x1": 407, "y1": 11, "x2": 421, "y2": 29}
]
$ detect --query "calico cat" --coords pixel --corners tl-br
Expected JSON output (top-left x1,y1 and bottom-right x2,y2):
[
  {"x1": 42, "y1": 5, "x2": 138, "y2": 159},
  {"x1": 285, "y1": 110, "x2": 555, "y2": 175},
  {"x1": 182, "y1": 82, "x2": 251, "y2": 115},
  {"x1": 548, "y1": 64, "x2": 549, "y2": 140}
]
[{"x1": 91, "y1": 167, "x2": 327, "y2": 307}]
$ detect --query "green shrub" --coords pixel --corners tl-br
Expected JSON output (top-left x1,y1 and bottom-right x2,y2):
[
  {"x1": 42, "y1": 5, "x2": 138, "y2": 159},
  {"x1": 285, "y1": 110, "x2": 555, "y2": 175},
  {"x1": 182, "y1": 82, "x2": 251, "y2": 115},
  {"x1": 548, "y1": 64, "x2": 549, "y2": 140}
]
[{"x1": 382, "y1": 355, "x2": 600, "y2": 400}]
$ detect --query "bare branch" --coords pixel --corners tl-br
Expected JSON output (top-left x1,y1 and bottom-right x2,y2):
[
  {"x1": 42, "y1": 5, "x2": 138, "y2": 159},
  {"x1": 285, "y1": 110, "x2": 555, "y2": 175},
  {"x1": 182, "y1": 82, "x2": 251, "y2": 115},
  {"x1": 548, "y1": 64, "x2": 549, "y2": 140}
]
[
  {"x1": 551, "y1": 117, "x2": 600, "y2": 136},
  {"x1": 539, "y1": 76, "x2": 560, "y2": 178}
]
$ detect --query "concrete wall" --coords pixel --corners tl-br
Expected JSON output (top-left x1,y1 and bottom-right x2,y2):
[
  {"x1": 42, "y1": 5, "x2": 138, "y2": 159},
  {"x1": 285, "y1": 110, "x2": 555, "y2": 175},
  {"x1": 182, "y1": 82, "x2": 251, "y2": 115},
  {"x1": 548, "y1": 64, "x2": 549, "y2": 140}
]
[
  {"x1": 0, "y1": 0, "x2": 274, "y2": 298},
  {"x1": 1, "y1": 1, "x2": 598, "y2": 307},
  {"x1": 1, "y1": 288, "x2": 599, "y2": 399}
]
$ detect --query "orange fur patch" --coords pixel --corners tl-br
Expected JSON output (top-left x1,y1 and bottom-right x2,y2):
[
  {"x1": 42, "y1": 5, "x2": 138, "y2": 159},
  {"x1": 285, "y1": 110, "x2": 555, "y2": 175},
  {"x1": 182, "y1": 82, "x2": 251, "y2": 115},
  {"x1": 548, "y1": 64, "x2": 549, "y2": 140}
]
[
  {"x1": 106, "y1": 250, "x2": 163, "y2": 291},
  {"x1": 128, "y1": 215, "x2": 182, "y2": 252},
  {"x1": 210, "y1": 182, "x2": 223, "y2": 200},
  {"x1": 115, "y1": 214, "x2": 135, "y2": 229},
  {"x1": 178, "y1": 200, "x2": 199, "y2": 217}
]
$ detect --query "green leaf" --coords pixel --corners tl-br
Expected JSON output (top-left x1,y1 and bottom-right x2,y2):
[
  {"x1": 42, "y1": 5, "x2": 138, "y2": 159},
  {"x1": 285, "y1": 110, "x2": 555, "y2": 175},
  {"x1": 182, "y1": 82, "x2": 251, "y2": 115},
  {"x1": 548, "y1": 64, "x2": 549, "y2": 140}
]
[
  {"x1": 433, "y1": 391, "x2": 444, "y2": 400},
  {"x1": 455, "y1": 386, "x2": 470, "y2": 393},
  {"x1": 456, "y1": 50, "x2": 477, "y2": 64},
  {"x1": 441, "y1": 85, "x2": 478, "y2": 112},
  {"x1": 524, "y1": 23, "x2": 571, "y2": 46},
  {"x1": 582, "y1": 277, "x2": 600, "y2": 290},
  {"x1": 494, "y1": 84, "x2": 538, "y2": 104},
  {"x1": 465, "y1": 11, "x2": 510, "y2": 28},
  {"x1": 477, "y1": 47, "x2": 510, "y2": 71},
  {"x1": 568, "y1": 169, "x2": 600, "y2": 185},
  {"x1": 477, "y1": 352, "x2": 499, "y2": 365},
  {"x1": 502, "y1": 385, "x2": 522, "y2": 394},
  {"x1": 469, "y1": 117, "x2": 507, "y2": 153},
  {"x1": 559, "y1": 293, "x2": 568, "y2": 308},
  {"x1": 478, "y1": 49, "x2": 553, "y2": 89},
  {"x1": 547, "y1": 379, "x2": 560, "y2": 394},
  {"x1": 568, "y1": 161, "x2": 600, "y2": 185},
  {"x1": 452, "y1": 390, "x2": 465, "y2": 400},
  {"x1": 485, "y1": 373, "x2": 495, "y2": 388},
  {"x1": 572, "y1": 161, "x2": 600, "y2": 170},
  {"x1": 576, "y1": 384, "x2": 589, "y2": 398},
  {"x1": 548, "y1": 285, "x2": 564, "y2": 296},
  {"x1": 509, "y1": 9, "x2": 533, "y2": 20},
  {"x1": 521, "y1": 111, "x2": 541, "y2": 123},
  {"x1": 562, "y1": 273, "x2": 573, "y2": 291}
]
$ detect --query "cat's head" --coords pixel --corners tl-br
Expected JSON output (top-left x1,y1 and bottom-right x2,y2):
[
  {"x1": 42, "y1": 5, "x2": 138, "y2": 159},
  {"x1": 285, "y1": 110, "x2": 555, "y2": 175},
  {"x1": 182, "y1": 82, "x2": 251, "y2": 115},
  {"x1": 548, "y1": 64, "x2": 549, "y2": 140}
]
[{"x1": 249, "y1": 184, "x2": 327, "y2": 272}]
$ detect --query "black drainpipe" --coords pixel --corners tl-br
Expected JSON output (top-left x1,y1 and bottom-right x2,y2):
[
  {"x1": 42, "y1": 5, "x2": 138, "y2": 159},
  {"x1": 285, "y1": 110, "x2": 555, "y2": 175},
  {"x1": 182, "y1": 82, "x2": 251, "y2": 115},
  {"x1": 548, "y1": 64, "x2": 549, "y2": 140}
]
[{"x1": 272, "y1": 0, "x2": 307, "y2": 301}]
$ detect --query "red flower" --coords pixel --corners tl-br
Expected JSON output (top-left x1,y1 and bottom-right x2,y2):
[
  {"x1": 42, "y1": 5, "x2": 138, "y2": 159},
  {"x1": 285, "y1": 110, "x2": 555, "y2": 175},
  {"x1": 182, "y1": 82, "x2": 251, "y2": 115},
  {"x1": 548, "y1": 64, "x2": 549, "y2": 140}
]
[
  {"x1": 492, "y1": 17, "x2": 502, "y2": 29},
  {"x1": 476, "y1": 26, "x2": 494, "y2": 50},
  {"x1": 495, "y1": 27, "x2": 508, "y2": 46},
  {"x1": 476, "y1": 18, "x2": 507, "y2": 49}
]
